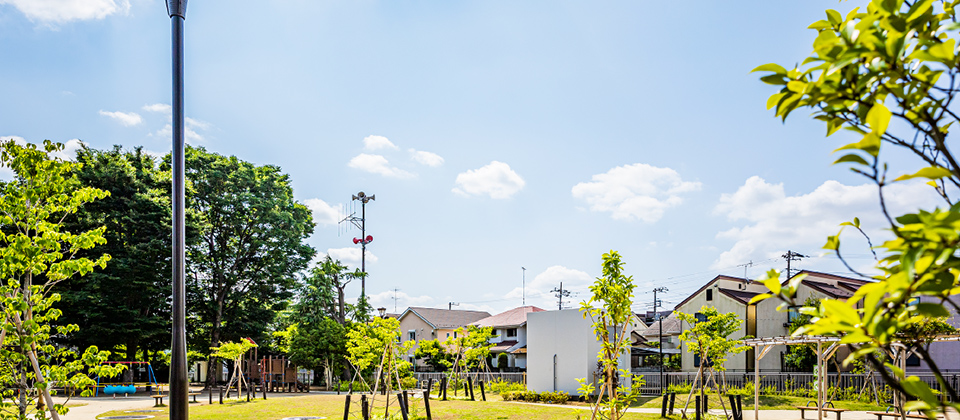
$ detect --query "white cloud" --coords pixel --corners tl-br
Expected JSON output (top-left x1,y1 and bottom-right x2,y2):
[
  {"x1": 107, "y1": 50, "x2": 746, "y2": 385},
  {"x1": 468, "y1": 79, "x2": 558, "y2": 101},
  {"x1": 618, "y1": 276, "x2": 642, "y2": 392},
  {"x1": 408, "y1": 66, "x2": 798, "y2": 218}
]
[
  {"x1": 0, "y1": 136, "x2": 26, "y2": 180},
  {"x1": 348, "y1": 153, "x2": 414, "y2": 178},
  {"x1": 571, "y1": 163, "x2": 701, "y2": 223},
  {"x1": 452, "y1": 161, "x2": 525, "y2": 199},
  {"x1": 186, "y1": 117, "x2": 211, "y2": 130},
  {"x1": 142, "y1": 103, "x2": 171, "y2": 114},
  {"x1": 304, "y1": 198, "x2": 342, "y2": 226},
  {"x1": 363, "y1": 135, "x2": 398, "y2": 151},
  {"x1": 98, "y1": 110, "x2": 142, "y2": 127},
  {"x1": 504, "y1": 265, "x2": 593, "y2": 310},
  {"x1": 51, "y1": 138, "x2": 85, "y2": 161},
  {"x1": 0, "y1": 0, "x2": 129, "y2": 23},
  {"x1": 326, "y1": 247, "x2": 378, "y2": 270},
  {"x1": 155, "y1": 124, "x2": 204, "y2": 144},
  {"x1": 410, "y1": 149, "x2": 444, "y2": 167},
  {"x1": 711, "y1": 176, "x2": 942, "y2": 269}
]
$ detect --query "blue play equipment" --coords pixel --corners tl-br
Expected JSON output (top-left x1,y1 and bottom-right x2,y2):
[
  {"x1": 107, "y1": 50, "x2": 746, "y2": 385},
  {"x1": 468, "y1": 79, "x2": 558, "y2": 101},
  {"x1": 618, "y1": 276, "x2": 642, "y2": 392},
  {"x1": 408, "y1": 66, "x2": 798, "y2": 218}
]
[{"x1": 95, "y1": 362, "x2": 159, "y2": 397}]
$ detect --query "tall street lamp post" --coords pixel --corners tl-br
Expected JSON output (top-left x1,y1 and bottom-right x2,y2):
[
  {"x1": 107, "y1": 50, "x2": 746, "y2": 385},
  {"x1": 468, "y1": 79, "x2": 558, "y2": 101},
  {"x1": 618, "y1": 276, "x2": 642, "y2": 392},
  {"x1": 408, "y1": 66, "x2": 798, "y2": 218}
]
[{"x1": 166, "y1": 1, "x2": 188, "y2": 419}]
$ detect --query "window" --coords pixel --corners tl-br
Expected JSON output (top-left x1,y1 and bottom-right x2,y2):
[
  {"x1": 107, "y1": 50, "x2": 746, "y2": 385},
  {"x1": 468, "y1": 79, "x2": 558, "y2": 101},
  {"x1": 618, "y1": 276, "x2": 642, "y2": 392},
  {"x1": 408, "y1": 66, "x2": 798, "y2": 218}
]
[
  {"x1": 454, "y1": 331, "x2": 458, "y2": 338},
  {"x1": 506, "y1": 328, "x2": 517, "y2": 338},
  {"x1": 446, "y1": 333, "x2": 449, "y2": 338},
  {"x1": 907, "y1": 354, "x2": 921, "y2": 366},
  {"x1": 408, "y1": 330, "x2": 416, "y2": 342},
  {"x1": 694, "y1": 354, "x2": 712, "y2": 368},
  {"x1": 695, "y1": 312, "x2": 707, "y2": 324},
  {"x1": 706, "y1": 289, "x2": 713, "y2": 301},
  {"x1": 787, "y1": 306, "x2": 802, "y2": 323}
]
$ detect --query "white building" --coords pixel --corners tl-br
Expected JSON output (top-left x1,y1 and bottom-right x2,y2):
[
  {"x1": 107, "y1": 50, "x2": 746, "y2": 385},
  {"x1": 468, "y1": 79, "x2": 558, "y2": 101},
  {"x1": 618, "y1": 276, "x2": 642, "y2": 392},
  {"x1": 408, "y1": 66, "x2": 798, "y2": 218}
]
[{"x1": 526, "y1": 309, "x2": 637, "y2": 395}]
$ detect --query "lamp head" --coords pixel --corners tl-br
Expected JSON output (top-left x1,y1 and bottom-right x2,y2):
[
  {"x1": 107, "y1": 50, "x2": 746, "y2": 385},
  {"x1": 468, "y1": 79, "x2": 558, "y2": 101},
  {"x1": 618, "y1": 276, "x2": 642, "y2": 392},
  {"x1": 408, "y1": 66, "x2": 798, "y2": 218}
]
[
  {"x1": 166, "y1": 0, "x2": 187, "y2": 18},
  {"x1": 377, "y1": 307, "x2": 387, "y2": 318}
]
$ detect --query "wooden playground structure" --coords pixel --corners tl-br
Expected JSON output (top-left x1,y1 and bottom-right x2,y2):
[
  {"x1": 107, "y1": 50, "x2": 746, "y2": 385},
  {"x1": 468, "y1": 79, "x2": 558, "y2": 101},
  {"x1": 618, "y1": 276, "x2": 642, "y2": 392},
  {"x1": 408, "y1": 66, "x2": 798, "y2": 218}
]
[{"x1": 243, "y1": 355, "x2": 310, "y2": 393}]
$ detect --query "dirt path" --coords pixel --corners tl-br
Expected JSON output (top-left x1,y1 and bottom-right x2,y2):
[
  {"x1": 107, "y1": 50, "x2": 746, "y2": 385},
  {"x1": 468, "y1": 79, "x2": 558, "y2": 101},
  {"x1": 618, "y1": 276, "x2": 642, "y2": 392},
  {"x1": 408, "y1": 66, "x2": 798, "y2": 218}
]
[{"x1": 57, "y1": 395, "x2": 160, "y2": 420}]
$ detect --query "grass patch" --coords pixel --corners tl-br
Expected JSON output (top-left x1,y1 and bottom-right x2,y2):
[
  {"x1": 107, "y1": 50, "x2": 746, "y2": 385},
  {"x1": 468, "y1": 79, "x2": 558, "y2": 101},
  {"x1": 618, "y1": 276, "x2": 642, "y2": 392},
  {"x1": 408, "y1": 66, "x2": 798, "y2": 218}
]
[{"x1": 97, "y1": 394, "x2": 674, "y2": 420}]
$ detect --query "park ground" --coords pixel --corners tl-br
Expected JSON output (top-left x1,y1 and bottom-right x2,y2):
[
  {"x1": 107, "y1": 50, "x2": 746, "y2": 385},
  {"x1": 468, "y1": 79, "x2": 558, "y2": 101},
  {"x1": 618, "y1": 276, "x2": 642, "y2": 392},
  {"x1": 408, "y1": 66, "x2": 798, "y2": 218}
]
[{"x1": 85, "y1": 392, "x2": 960, "y2": 420}]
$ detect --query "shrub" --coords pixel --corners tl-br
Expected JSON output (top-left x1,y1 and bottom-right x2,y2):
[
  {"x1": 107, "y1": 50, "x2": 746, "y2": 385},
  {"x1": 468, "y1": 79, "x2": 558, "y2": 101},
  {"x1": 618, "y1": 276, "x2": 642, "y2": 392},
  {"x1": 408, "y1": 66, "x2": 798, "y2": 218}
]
[
  {"x1": 487, "y1": 379, "x2": 525, "y2": 394},
  {"x1": 501, "y1": 390, "x2": 568, "y2": 404},
  {"x1": 336, "y1": 381, "x2": 371, "y2": 392},
  {"x1": 497, "y1": 353, "x2": 509, "y2": 370}
]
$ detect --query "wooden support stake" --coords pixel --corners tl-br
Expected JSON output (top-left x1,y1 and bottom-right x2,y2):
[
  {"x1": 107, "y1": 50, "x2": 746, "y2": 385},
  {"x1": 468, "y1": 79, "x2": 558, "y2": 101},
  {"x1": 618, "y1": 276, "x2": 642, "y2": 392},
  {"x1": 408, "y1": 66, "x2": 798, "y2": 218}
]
[
  {"x1": 399, "y1": 392, "x2": 409, "y2": 420},
  {"x1": 479, "y1": 380, "x2": 486, "y2": 401},
  {"x1": 468, "y1": 377, "x2": 475, "y2": 401},
  {"x1": 424, "y1": 391, "x2": 432, "y2": 420},
  {"x1": 361, "y1": 394, "x2": 369, "y2": 420},
  {"x1": 426, "y1": 378, "x2": 433, "y2": 399},
  {"x1": 343, "y1": 394, "x2": 351, "y2": 420}
]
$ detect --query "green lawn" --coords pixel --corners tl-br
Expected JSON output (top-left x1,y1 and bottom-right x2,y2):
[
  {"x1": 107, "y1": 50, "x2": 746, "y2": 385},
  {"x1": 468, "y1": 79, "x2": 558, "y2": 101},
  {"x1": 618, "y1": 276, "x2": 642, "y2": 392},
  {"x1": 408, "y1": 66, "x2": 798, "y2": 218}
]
[
  {"x1": 633, "y1": 394, "x2": 885, "y2": 411},
  {"x1": 97, "y1": 394, "x2": 674, "y2": 420}
]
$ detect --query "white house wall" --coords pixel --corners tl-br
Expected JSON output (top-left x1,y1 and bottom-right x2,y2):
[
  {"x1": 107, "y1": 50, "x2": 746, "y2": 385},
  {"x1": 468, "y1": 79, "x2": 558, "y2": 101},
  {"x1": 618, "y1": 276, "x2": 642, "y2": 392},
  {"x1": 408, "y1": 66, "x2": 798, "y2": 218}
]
[
  {"x1": 676, "y1": 288, "x2": 750, "y2": 372},
  {"x1": 527, "y1": 309, "x2": 631, "y2": 395}
]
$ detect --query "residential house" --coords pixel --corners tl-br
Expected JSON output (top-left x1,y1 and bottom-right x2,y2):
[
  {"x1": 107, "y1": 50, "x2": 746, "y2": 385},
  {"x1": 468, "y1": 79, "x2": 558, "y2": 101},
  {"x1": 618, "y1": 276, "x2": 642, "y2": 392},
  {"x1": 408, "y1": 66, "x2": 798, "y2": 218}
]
[
  {"x1": 673, "y1": 271, "x2": 870, "y2": 373},
  {"x1": 470, "y1": 305, "x2": 545, "y2": 370},
  {"x1": 396, "y1": 306, "x2": 491, "y2": 368}
]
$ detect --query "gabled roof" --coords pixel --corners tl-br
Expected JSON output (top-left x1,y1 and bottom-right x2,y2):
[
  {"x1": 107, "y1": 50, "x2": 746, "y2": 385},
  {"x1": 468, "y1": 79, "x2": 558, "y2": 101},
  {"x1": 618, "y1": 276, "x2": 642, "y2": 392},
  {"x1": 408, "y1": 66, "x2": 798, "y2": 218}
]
[
  {"x1": 803, "y1": 280, "x2": 855, "y2": 299},
  {"x1": 641, "y1": 313, "x2": 683, "y2": 337},
  {"x1": 490, "y1": 340, "x2": 519, "y2": 352},
  {"x1": 471, "y1": 306, "x2": 545, "y2": 328},
  {"x1": 793, "y1": 270, "x2": 871, "y2": 285},
  {"x1": 399, "y1": 307, "x2": 492, "y2": 330},
  {"x1": 674, "y1": 275, "x2": 761, "y2": 310}
]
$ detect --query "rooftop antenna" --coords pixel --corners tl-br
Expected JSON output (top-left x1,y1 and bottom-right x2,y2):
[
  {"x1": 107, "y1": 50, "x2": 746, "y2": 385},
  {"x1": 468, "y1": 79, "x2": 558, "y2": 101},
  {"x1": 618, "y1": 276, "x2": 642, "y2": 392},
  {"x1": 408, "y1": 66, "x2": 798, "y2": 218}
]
[
  {"x1": 448, "y1": 302, "x2": 459, "y2": 310},
  {"x1": 339, "y1": 191, "x2": 375, "y2": 297}
]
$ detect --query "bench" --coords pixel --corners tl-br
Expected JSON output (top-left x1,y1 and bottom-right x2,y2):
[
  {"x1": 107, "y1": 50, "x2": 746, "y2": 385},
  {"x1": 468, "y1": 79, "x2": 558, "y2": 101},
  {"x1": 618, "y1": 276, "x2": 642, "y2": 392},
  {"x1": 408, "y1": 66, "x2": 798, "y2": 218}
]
[
  {"x1": 152, "y1": 394, "x2": 164, "y2": 406},
  {"x1": 866, "y1": 411, "x2": 940, "y2": 420},
  {"x1": 188, "y1": 392, "x2": 201, "y2": 403},
  {"x1": 796, "y1": 402, "x2": 848, "y2": 420}
]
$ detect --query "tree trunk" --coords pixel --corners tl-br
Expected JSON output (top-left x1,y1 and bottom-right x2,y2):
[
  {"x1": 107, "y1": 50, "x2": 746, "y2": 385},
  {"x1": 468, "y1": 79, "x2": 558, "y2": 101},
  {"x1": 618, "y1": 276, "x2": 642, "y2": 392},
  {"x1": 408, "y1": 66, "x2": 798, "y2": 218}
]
[
  {"x1": 337, "y1": 285, "x2": 346, "y2": 324},
  {"x1": 206, "y1": 297, "x2": 225, "y2": 388}
]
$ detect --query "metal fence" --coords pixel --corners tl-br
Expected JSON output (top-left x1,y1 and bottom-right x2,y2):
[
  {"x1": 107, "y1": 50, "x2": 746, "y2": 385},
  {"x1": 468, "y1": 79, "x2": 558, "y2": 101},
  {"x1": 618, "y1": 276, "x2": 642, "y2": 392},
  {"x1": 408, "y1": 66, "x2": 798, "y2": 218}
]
[
  {"x1": 632, "y1": 371, "x2": 960, "y2": 399},
  {"x1": 413, "y1": 372, "x2": 526, "y2": 385}
]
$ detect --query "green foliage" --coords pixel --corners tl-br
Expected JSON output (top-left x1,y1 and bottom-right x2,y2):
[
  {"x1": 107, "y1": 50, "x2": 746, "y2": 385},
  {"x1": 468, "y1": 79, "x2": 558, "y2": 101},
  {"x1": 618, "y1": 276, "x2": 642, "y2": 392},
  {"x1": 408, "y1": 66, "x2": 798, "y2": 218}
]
[
  {"x1": 753, "y1": 1, "x2": 960, "y2": 414},
  {"x1": 285, "y1": 318, "x2": 347, "y2": 386},
  {"x1": 346, "y1": 317, "x2": 413, "y2": 383},
  {"x1": 413, "y1": 339, "x2": 453, "y2": 371},
  {"x1": 496, "y1": 353, "x2": 509, "y2": 370},
  {"x1": 443, "y1": 325, "x2": 495, "y2": 371},
  {"x1": 0, "y1": 140, "x2": 122, "y2": 419},
  {"x1": 677, "y1": 306, "x2": 747, "y2": 373},
  {"x1": 576, "y1": 251, "x2": 644, "y2": 420},
  {"x1": 486, "y1": 378, "x2": 526, "y2": 394},
  {"x1": 210, "y1": 340, "x2": 257, "y2": 362},
  {"x1": 59, "y1": 145, "x2": 174, "y2": 362},
  {"x1": 176, "y1": 146, "x2": 315, "y2": 385},
  {"x1": 501, "y1": 390, "x2": 570, "y2": 404}
]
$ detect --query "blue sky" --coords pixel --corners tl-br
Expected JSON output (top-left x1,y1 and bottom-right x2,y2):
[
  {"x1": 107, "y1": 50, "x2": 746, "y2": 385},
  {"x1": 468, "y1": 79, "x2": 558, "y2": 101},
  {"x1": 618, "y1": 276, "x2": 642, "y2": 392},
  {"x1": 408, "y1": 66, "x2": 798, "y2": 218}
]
[{"x1": 0, "y1": 0, "x2": 940, "y2": 315}]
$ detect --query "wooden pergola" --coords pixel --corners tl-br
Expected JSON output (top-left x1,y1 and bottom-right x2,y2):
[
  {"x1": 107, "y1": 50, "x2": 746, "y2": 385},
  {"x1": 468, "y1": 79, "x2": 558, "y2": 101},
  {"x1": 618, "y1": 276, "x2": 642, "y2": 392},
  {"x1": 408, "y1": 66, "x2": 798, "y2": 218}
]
[{"x1": 743, "y1": 334, "x2": 960, "y2": 420}]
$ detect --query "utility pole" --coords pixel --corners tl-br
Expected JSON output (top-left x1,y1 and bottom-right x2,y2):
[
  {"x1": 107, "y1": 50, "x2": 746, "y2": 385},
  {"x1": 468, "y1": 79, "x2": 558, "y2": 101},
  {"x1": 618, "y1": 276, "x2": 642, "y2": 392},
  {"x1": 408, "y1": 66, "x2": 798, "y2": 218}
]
[
  {"x1": 653, "y1": 286, "x2": 668, "y2": 395},
  {"x1": 341, "y1": 191, "x2": 375, "y2": 297},
  {"x1": 392, "y1": 288, "x2": 400, "y2": 313},
  {"x1": 551, "y1": 282, "x2": 571, "y2": 310},
  {"x1": 165, "y1": 1, "x2": 188, "y2": 419},
  {"x1": 521, "y1": 267, "x2": 526, "y2": 306},
  {"x1": 448, "y1": 302, "x2": 459, "y2": 310},
  {"x1": 782, "y1": 250, "x2": 808, "y2": 280}
]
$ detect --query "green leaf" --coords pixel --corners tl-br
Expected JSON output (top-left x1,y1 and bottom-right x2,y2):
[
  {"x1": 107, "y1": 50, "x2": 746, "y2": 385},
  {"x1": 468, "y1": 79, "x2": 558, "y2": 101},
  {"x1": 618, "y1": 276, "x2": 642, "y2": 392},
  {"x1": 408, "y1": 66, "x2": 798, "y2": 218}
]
[
  {"x1": 762, "y1": 275, "x2": 782, "y2": 295},
  {"x1": 866, "y1": 103, "x2": 891, "y2": 135},
  {"x1": 906, "y1": 0, "x2": 934, "y2": 21},
  {"x1": 751, "y1": 63, "x2": 788, "y2": 74},
  {"x1": 915, "y1": 302, "x2": 950, "y2": 318},
  {"x1": 766, "y1": 92, "x2": 786, "y2": 110},
  {"x1": 787, "y1": 80, "x2": 807, "y2": 93},
  {"x1": 833, "y1": 153, "x2": 869, "y2": 166},
  {"x1": 834, "y1": 133, "x2": 881, "y2": 157},
  {"x1": 749, "y1": 293, "x2": 773, "y2": 305},
  {"x1": 893, "y1": 166, "x2": 953, "y2": 181},
  {"x1": 826, "y1": 9, "x2": 842, "y2": 26}
]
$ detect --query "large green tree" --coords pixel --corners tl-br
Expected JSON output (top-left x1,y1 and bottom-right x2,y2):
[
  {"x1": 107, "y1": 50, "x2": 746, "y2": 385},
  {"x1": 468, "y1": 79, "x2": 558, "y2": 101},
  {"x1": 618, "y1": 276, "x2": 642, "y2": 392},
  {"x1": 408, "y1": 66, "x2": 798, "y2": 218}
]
[
  {"x1": 176, "y1": 146, "x2": 315, "y2": 386},
  {"x1": 0, "y1": 140, "x2": 122, "y2": 420},
  {"x1": 754, "y1": 0, "x2": 960, "y2": 415},
  {"x1": 59, "y1": 145, "x2": 173, "y2": 363}
]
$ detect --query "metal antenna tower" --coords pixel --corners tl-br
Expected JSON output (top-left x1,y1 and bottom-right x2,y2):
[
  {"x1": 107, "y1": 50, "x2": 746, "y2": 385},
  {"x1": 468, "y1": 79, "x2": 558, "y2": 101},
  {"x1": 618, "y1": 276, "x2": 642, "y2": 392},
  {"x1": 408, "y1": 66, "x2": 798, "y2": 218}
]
[
  {"x1": 340, "y1": 191, "x2": 375, "y2": 297},
  {"x1": 782, "y1": 250, "x2": 808, "y2": 280},
  {"x1": 392, "y1": 288, "x2": 400, "y2": 313},
  {"x1": 737, "y1": 260, "x2": 754, "y2": 285},
  {"x1": 521, "y1": 267, "x2": 526, "y2": 306},
  {"x1": 551, "y1": 282, "x2": 571, "y2": 310},
  {"x1": 448, "y1": 302, "x2": 459, "y2": 310}
]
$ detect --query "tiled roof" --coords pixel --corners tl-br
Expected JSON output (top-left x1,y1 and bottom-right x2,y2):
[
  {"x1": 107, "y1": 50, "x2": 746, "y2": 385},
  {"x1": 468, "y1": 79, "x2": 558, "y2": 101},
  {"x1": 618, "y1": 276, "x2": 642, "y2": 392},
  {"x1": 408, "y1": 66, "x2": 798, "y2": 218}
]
[
  {"x1": 490, "y1": 340, "x2": 519, "y2": 352},
  {"x1": 471, "y1": 306, "x2": 545, "y2": 328},
  {"x1": 641, "y1": 313, "x2": 682, "y2": 337},
  {"x1": 718, "y1": 288, "x2": 761, "y2": 305},
  {"x1": 804, "y1": 280, "x2": 855, "y2": 299},
  {"x1": 403, "y1": 307, "x2": 491, "y2": 329}
]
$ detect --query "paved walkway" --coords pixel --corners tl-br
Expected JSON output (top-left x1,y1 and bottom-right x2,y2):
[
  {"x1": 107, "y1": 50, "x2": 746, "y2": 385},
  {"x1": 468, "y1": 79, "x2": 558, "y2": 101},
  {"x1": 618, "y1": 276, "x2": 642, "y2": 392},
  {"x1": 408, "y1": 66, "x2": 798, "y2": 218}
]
[
  {"x1": 515, "y1": 402, "x2": 960, "y2": 420},
  {"x1": 57, "y1": 389, "x2": 319, "y2": 420}
]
